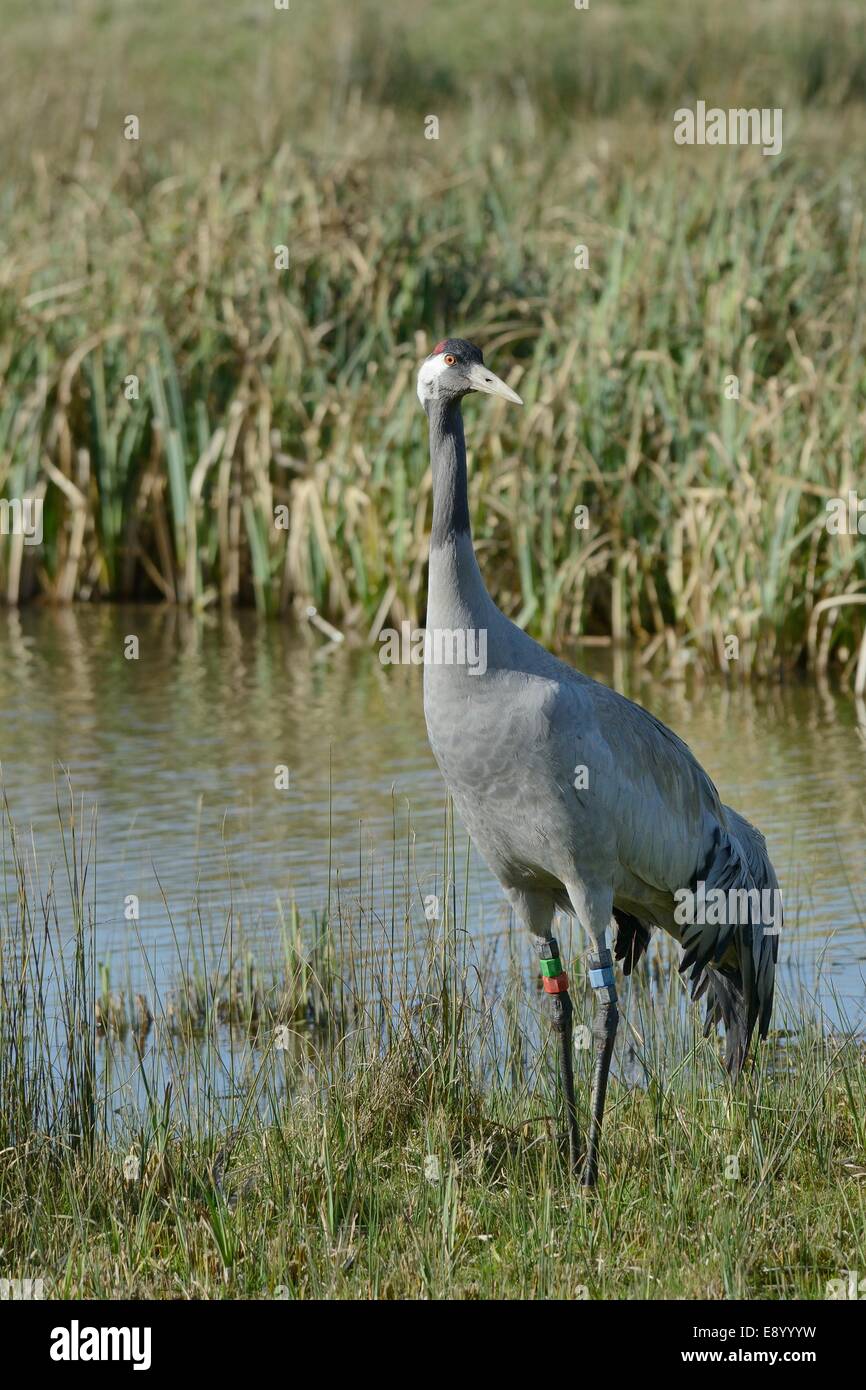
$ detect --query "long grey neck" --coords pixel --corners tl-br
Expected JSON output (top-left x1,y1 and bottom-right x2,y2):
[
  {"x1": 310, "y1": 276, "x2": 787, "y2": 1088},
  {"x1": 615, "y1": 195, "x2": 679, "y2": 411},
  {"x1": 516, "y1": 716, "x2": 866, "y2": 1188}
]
[
  {"x1": 428, "y1": 397, "x2": 471, "y2": 548},
  {"x1": 426, "y1": 397, "x2": 492, "y2": 630}
]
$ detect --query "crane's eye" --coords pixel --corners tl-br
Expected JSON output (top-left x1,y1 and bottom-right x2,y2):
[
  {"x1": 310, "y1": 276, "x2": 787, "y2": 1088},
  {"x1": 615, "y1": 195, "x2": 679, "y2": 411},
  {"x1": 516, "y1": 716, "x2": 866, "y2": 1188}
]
[{"x1": 443, "y1": 354, "x2": 456, "y2": 365}]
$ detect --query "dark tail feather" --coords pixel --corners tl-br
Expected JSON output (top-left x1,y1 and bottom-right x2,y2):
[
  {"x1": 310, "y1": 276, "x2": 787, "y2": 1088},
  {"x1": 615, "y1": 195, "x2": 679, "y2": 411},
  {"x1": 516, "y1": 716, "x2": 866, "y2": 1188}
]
[
  {"x1": 703, "y1": 965, "x2": 749, "y2": 1076},
  {"x1": 680, "y1": 811, "x2": 781, "y2": 1078},
  {"x1": 613, "y1": 907, "x2": 653, "y2": 976}
]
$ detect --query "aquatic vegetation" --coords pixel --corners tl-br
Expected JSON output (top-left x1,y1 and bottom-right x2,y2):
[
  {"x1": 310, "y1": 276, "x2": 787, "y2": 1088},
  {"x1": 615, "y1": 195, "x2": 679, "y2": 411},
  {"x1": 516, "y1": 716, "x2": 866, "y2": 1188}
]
[
  {"x1": 1, "y1": 2, "x2": 866, "y2": 681},
  {"x1": 0, "y1": 791, "x2": 863, "y2": 1298}
]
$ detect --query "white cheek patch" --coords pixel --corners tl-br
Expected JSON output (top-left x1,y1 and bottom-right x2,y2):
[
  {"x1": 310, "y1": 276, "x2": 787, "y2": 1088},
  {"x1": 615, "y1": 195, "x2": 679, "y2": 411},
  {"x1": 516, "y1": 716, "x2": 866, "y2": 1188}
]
[{"x1": 416, "y1": 353, "x2": 450, "y2": 405}]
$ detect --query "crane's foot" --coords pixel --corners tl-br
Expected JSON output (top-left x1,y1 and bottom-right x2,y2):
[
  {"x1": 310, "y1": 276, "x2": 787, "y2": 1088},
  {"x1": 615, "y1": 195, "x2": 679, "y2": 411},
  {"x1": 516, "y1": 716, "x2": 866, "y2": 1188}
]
[
  {"x1": 556, "y1": 1127, "x2": 584, "y2": 1171},
  {"x1": 580, "y1": 1158, "x2": 599, "y2": 1188},
  {"x1": 539, "y1": 938, "x2": 582, "y2": 1174}
]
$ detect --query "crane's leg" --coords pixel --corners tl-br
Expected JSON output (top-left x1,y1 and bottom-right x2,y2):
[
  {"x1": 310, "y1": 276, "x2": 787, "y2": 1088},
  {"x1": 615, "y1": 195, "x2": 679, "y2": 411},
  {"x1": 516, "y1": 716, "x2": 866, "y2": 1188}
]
[
  {"x1": 506, "y1": 888, "x2": 581, "y2": 1172},
  {"x1": 534, "y1": 933, "x2": 581, "y2": 1172},
  {"x1": 563, "y1": 882, "x2": 618, "y2": 1187},
  {"x1": 582, "y1": 944, "x2": 618, "y2": 1187}
]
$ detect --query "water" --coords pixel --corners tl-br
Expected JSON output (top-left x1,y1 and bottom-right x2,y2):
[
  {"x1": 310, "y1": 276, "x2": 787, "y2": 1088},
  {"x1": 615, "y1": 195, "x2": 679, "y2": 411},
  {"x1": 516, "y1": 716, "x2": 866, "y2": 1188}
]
[{"x1": 1, "y1": 604, "x2": 864, "y2": 1033}]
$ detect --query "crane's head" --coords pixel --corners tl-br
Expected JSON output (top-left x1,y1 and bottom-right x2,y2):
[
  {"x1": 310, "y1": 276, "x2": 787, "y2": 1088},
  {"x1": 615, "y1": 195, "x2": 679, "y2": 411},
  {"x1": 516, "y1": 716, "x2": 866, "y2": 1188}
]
[{"x1": 416, "y1": 338, "x2": 523, "y2": 411}]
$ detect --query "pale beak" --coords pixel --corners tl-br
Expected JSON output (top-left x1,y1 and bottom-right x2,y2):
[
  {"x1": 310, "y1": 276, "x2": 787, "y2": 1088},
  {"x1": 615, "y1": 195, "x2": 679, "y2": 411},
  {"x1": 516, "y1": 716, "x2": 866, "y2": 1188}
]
[{"x1": 465, "y1": 361, "x2": 523, "y2": 405}]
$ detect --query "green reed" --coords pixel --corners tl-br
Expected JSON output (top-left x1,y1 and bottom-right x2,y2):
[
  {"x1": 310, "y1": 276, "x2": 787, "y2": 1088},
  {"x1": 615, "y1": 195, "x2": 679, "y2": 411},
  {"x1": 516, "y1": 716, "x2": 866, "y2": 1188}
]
[{"x1": 3, "y1": 3, "x2": 866, "y2": 679}]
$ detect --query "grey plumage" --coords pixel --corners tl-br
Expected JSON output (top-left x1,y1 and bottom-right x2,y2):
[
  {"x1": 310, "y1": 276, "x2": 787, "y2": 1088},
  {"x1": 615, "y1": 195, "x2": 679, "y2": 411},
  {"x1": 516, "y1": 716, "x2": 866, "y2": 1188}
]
[{"x1": 418, "y1": 337, "x2": 781, "y2": 1182}]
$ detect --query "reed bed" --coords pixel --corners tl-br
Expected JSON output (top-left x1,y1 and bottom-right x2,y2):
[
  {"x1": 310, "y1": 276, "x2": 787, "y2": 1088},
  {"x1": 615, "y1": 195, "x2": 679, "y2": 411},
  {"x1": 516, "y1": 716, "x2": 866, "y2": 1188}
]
[
  {"x1": 2, "y1": 2, "x2": 866, "y2": 680},
  {"x1": 1, "y1": 790, "x2": 863, "y2": 1299}
]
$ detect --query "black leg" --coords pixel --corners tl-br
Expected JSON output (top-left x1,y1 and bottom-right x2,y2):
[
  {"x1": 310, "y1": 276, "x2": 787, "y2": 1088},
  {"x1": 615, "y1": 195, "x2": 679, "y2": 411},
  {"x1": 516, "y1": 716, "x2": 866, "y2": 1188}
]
[
  {"x1": 539, "y1": 937, "x2": 581, "y2": 1172},
  {"x1": 582, "y1": 949, "x2": 619, "y2": 1187}
]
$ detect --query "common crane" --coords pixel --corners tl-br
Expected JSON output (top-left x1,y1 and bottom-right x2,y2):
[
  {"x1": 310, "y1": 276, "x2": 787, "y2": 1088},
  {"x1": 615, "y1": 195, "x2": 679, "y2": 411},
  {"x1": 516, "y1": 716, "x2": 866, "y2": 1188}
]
[{"x1": 418, "y1": 338, "x2": 780, "y2": 1187}]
